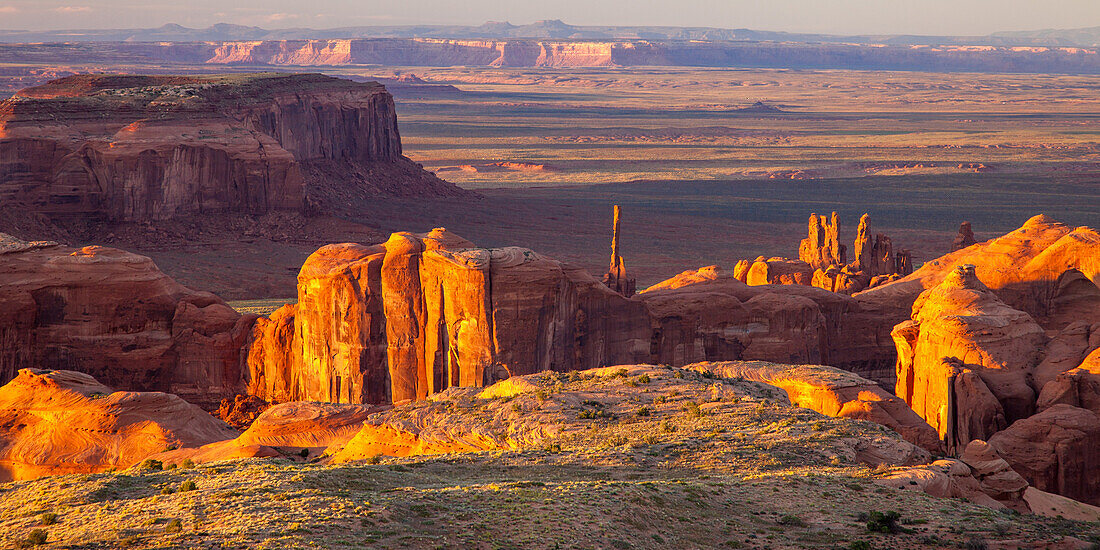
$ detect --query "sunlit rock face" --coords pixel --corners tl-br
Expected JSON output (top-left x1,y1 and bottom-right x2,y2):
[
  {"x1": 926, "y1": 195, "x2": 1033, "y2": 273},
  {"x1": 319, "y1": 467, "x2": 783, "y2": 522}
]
[
  {"x1": 247, "y1": 228, "x2": 653, "y2": 405},
  {"x1": 0, "y1": 73, "x2": 463, "y2": 222},
  {"x1": 0, "y1": 233, "x2": 255, "y2": 408},
  {"x1": 0, "y1": 368, "x2": 238, "y2": 481}
]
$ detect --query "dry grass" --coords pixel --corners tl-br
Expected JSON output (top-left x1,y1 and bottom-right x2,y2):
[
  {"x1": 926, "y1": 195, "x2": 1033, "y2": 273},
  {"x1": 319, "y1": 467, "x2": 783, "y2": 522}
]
[{"x1": 1, "y1": 366, "x2": 1096, "y2": 549}]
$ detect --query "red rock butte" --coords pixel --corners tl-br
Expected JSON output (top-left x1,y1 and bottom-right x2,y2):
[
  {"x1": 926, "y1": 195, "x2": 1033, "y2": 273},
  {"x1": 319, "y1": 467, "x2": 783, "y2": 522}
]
[{"x1": 0, "y1": 73, "x2": 467, "y2": 223}]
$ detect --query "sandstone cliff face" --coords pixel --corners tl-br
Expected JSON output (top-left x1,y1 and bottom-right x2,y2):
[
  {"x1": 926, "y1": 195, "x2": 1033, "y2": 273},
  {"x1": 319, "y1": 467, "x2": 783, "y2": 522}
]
[
  {"x1": 987, "y1": 404, "x2": 1100, "y2": 506},
  {"x1": 893, "y1": 265, "x2": 1046, "y2": 452},
  {"x1": 0, "y1": 73, "x2": 462, "y2": 223},
  {"x1": 0, "y1": 234, "x2": 254, "y2": 408},
  {"x1": 0, "y1": 369, "x2": 238, "y2": 481},
  {"x1": 247, "y1": 229, "x2": 652, "y2": 405},
  {"x1": 638, "y1": 265, "x2": 900, "y2": 384}
]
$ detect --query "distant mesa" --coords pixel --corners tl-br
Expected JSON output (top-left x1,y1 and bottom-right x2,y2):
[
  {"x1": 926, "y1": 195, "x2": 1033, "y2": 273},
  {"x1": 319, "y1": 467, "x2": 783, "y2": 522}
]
[
  {"x1": 734, "y1": 101, "x2": 784, "y2": 114},
  {"x1": 0, "y1": 73, "x2": 472, "y2": 224}
]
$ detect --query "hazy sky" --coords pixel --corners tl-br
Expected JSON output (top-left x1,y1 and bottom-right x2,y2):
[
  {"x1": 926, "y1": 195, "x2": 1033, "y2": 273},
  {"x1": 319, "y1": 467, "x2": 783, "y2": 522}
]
[{"x1": 1, "y1": 0, "x2": 1098, "y2": 35}]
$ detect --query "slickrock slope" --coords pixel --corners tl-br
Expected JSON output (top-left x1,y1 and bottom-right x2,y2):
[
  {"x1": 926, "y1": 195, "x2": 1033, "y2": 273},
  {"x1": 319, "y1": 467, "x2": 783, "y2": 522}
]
[
  {"x1": 3, "y1": 364, "x2": 1096, "y2": 549},
  {"x1": 146, "y1": 401, "x2": 386, "y2": 466},
  {"x1": 859, "y1": 215, "x2": 1100, "y2": 329},
  {"x1": 0, "y1": 73, "x2": 466, "y2": 223},
  {"x1": 329, "y1": 364, "x2": 928, "y2": 466},
  {"x1": 687, "y1": 361, "x2": 942, "y2": 453},
  {"x1": 247, "y1": 229, "x2": 651, "y2": 405},
  {"x1": 892, "y1": 264, "x2": 1046, "y2": 452},
  {"x1": 0, "y1": 234, "x2": 254, "y2": 408},
  {"x1": 0, "y1": 369, "x2": 237, "y2": 481}
]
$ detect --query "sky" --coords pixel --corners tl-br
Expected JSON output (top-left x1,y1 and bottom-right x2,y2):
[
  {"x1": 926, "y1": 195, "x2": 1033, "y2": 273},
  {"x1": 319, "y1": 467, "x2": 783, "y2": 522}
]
[{"x1": 0, "y1": 0, "x2": 1098, "y2": 35}]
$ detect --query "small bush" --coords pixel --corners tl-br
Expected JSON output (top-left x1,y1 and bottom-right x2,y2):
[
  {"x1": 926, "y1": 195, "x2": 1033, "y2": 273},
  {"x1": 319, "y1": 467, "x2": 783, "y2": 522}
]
[
  {"x1": 161, "y1": 486, "x2": 175, "y2": 495},
  {"x1": 610, "y1": 368, "x2": 628, "y2": 378},
  {"x1": 847, "y1": 542, "x2": 870, "y2": 550},
  {"x1": 683, "y1": 402, "x2": 703, "y2": 419},
  {"x1": 777, "y1": 515, "x2": 805, "y2": 527},
  {"x1": 965, "y1": 537, "x2": 988, "y2": 550},
  {"x1": 181, "y1": 459, "x2": 195, "y2": 469},
  {"x1": 636, "y1": 374, "x2": 651, "y2": 384},
  {"x1": 165, "y1": 519, "x2": 183, "y2": 533},
  {"x1": 20, "y1": 529, "x2": 47, "y2": 547},
  {"x1": 38, "y1": 513, "x2": 58, "y2": 526},
  {"x1": 635, "y1": 406, "x2": 651, "y2": 417},
  {"x1": 643, "y1": 434, "x2": 659, "y2": 445},
  {"x1": 661, "y1": 421, "x2": 676, "y2": 433},
  {"x1": 700, "y1": 370, "x2": 717, "y2": 379},
  {"x1": 653, "y1": 395, "x2": 667, "y2": 404},
  {"x1": 673, "y1": 371, "x2": 684, "y2": 379},
  {"x1": 180, "y1": 480, "x2": 197, "y2": 492},
  {"x1": 365, "y1": 453, "x2": 383, "y2": 465},
  {"x1": 299, "y1": 448, "x2": 310, "y2": 458},
  {"x1": 865, "y1": 510, "x2": 903, "y2": 534},
  {"x1": 139, "y1": 459, "x2": 163, "y2": 471}
]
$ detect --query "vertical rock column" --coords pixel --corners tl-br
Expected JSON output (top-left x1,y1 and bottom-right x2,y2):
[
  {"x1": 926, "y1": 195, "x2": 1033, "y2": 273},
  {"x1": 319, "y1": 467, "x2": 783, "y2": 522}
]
[
  {"x1": 381, "y1": 233, "x2": 428, "y2": 402},
  {"x1": 602, "y1": 205, "x2": 637, "y2": 297}
]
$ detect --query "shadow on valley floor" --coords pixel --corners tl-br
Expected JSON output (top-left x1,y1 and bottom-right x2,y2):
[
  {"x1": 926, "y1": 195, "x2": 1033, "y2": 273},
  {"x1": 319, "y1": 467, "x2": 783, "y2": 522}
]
[{"x1": 358, "y1": 173, "x2": 1100, "y2": 291}]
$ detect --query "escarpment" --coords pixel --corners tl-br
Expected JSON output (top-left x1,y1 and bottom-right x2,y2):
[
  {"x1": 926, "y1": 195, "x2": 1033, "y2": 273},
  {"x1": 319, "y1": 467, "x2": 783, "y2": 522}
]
[{"x1": 0, "y1": 73, "x2": 466, "y2": 223}]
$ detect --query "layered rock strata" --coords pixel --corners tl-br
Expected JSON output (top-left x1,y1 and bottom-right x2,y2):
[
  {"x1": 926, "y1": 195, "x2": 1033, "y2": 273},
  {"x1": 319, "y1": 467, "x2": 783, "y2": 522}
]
[{"x1": 0, "y1": 73, "x2": 465, "y2": 223}]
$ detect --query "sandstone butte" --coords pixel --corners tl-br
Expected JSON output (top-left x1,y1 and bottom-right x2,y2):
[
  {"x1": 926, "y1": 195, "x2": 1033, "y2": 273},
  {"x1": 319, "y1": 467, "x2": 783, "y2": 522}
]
[
  {"x1": 2, "y1": 213, "x2": 1099, "y2": 508},
  {"x1": 0, "y1": 368, "x2": 237, "y2": 481},
  {"x1": 0, "y1": 73, "x2": 467, "y2": 223},
  {"x1": 0, "y1": 233, "x2": 254, "y2": 409}
]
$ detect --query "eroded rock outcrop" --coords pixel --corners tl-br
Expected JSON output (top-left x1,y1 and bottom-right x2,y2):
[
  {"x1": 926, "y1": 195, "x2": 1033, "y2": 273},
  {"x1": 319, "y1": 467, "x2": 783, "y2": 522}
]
[
  {"x1": 0, "y1": 369, "x2": 238, "y2": 480},
  {"x1": 0, "y1": 233, "x2": 255, "y2": 408},
  {"x1": 799, "y1": 212, "x2": 844, "y2": 270},
  {"x1": 987, "y1": 404, "x2": 1100, "y2": 506},
  {"x1": 602, "y1": 205, "x2": 636, "y2": 297},
  {"x1": 953, "y1": 221, "x2": 977, "y2": 250},
  {"x1": 247, "y1": 229, "x2": 651, "y2": 405},
  {"x1": 893, "y1": 264, "x2": 1046, "y2": 452},
  {"x1": 0, "y1": 73, "x2": 466, "y2": 223},
  {"x1": 688, "y1": 361, "x2": 942, "y2": 452}
]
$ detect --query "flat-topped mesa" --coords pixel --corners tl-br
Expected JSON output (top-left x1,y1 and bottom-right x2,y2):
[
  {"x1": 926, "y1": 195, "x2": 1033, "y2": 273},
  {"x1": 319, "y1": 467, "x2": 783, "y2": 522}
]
[
  {"x1": 0, "y1": 73, "x2": 466, "y2": 222},
  {"x1": 602, "y1": 205, "x2": 637, "y2": 298},
  {"x1": 953, "y1": 221, "x2": 978, "y2": 250}
]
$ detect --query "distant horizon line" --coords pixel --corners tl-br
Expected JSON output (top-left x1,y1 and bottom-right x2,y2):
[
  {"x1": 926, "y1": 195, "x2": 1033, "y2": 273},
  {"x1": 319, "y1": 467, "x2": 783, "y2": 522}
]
[{"x1": 1, "y1": 19, "x2": 1098, "y2": 38}]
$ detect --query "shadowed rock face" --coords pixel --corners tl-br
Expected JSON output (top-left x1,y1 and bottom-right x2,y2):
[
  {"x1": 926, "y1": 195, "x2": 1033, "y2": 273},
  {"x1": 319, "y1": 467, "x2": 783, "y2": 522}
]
[
  {"x1": 247, "y1": 228, "x2": 653, "y2": 405},
  {"x1": 0, "y1": 73, "x2": 464, "y2": 222},
  {"x1": 0, "y1": 233, "x2": 255, "y2": 408},
  {"x1": 988, "y1": 404, "x2": 1100, "y2": 506},
  {"x1": 0, "y1": 368, "x2": 238, "y2": 481}
]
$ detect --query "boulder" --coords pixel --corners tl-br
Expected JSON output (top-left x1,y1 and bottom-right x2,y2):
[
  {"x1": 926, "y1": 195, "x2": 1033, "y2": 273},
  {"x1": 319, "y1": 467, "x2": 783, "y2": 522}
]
[
  {"x1": 0, "y1": 369, "x2": 238, "y2": 481},
  {"x1": 746, "y1": 257, "x2": 814, "y2": 286}
]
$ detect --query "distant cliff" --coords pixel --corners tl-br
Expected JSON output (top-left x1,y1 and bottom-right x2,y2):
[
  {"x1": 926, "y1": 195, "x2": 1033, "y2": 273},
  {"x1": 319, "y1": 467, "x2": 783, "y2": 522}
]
[
  {"x1": 0, "y1": 73, "x2": 466, "y2": 222},
  {"x1": 3, "y1": 39, "x2": 1099, "y2": 74}
]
